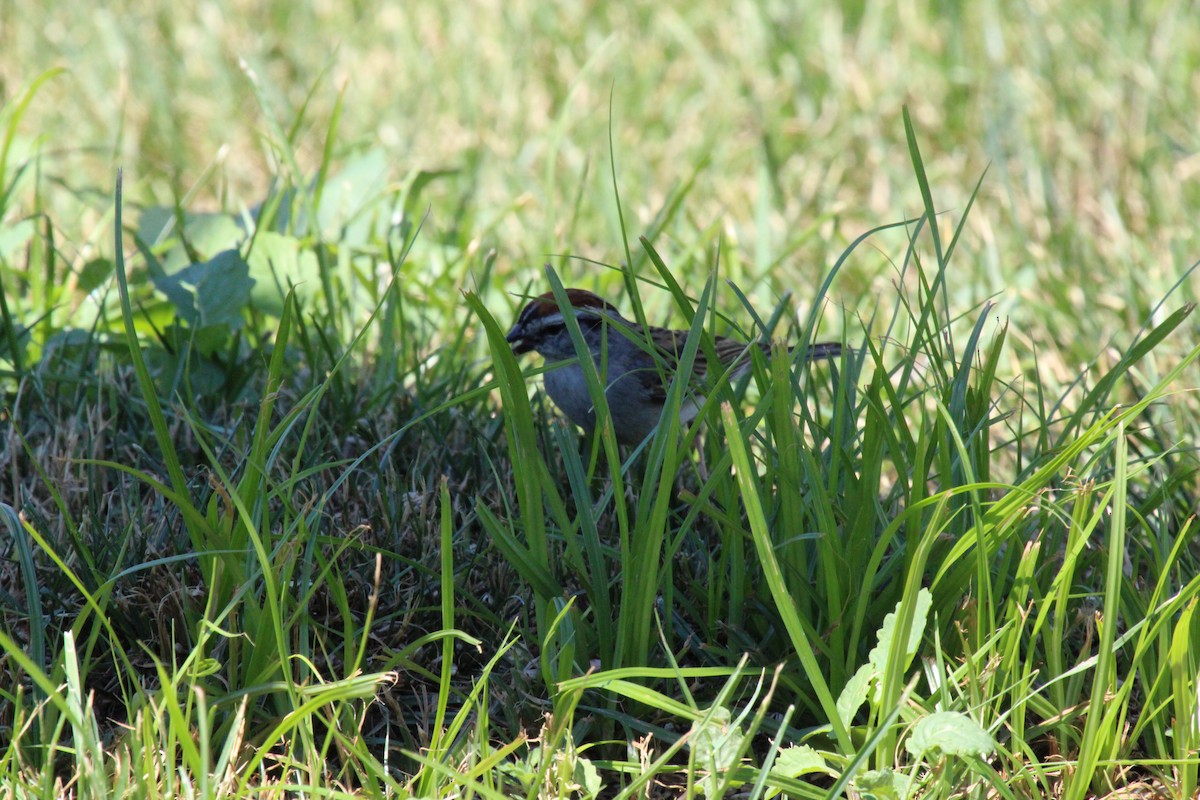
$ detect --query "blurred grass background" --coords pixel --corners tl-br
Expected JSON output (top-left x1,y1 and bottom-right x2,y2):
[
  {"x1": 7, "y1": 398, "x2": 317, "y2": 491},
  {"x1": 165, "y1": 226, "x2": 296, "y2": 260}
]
[{"x1": 6, "y1": 0, "x2": 1197, "y2": 343}]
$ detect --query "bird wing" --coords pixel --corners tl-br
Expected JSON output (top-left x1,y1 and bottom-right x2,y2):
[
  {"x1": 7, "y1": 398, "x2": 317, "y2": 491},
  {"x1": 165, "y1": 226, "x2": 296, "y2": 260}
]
[{"x1": 630, "y1": 327, "x2": 840, "y2": 402}]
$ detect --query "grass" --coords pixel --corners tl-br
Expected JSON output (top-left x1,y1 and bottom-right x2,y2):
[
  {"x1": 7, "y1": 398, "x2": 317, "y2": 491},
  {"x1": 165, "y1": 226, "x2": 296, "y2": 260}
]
[{"x1": 2, "y1": 0, "x2": 1200, "y2": 797}]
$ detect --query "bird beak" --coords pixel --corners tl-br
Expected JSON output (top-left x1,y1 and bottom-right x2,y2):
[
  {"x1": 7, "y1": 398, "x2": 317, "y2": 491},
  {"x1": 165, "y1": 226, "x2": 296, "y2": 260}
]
[{"x1": 505, "y1": 326, "x2": 532, "y2": 354}]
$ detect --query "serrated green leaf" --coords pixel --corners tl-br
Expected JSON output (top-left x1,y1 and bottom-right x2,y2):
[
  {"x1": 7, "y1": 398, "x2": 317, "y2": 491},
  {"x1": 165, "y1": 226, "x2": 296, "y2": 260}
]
[
  {"x1": 856, "y1": 767, "x2": 903, "y2": 800},
  {"x1": 906, "y1": 711, "x2": 995, "y2": 760},
  {"x1": 868, "y1": 587, "x2": 932, "y2": 699},
  {"x1": 690, "y1": 707, "x2": 744, "y2": 797},
  {"x1": 836, "y1": 661, "x2": 875, "y2": 729}
]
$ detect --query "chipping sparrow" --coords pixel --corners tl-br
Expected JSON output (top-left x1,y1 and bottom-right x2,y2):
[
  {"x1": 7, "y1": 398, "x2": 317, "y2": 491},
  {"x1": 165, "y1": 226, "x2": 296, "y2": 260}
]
[{"x1": 505, "y1": 288, "x2": 841, "y2": 445}]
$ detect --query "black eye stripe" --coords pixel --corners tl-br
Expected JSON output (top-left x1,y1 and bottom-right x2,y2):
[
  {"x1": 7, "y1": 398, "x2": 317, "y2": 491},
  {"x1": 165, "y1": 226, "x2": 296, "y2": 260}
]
[
  {"x1": 564, "y1": 317, "x2": 605, "y2": 333},
  {"x1": 531, "y1": 317, "x2": 602, "y2": 338}
]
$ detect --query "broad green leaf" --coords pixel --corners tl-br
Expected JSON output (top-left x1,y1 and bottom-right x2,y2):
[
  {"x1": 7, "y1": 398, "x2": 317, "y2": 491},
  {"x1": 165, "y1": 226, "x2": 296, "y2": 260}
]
[
  {"x1": 690, "y1": 707, "x2": 744, "y2": 797},
  {"x1": 246, "y1": 231, "x2": 321, "y2": 313},
  {"x1": 139, "y1": 209, "x2": 244, "y2": 270},
  {"x1": 574, "y1": 756, "x2": 602, "y2": 798},
  {"x1": 152, "y1": 248, "x2": 253, "y2": 329},
  {"x1": 856, "y1": 767, "x2": 903, "y2": 800},
  {"x1": 144, "y1": 346, "x2": 226, "y2": 393},
  {"x1": 836, "y1": 661, "x2": 875, "y2": 729},
  {"x1": 317, "y1": 147, "x2": 390, "y2": 240},
  {"x1": 906, "y1": 710, "x2": 995, "y2": 759},
  {"x1": 78, "y1": 257, "x2": 114, "y2": 293},
  {"x1": 868, "y1": 587, "x2": 932, "y2": 699},
  {"x1": 771, "y1": 744, "x2": 832, "y2": 778},
  {"x1": 0, "y1": 217, "x2": 35, "y2": 259}
]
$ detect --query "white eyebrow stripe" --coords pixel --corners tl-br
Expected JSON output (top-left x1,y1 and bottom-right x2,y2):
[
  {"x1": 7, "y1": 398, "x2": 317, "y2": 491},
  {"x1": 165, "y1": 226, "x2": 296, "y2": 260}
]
[{"x1": 517, "y1": 302, "x2": 551, "y2": 326}]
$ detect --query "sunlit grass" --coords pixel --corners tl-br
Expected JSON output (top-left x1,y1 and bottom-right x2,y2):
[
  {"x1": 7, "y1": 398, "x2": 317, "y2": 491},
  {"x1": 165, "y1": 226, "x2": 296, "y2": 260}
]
[{"x1": 2, "y1": 0, "x2": 1199, "y2": 797}]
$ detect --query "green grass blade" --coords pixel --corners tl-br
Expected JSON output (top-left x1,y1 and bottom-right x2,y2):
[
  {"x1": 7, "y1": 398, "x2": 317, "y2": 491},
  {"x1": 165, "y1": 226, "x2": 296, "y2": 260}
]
[{"x1": 720, "y1": 403, "x2": 850, "y2": 751}]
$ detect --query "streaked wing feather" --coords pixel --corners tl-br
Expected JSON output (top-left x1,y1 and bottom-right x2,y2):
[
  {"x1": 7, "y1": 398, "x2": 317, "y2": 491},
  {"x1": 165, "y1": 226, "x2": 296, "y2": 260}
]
[{"x1": 633, "y1": 326, "x2": 841, "y2": 402}]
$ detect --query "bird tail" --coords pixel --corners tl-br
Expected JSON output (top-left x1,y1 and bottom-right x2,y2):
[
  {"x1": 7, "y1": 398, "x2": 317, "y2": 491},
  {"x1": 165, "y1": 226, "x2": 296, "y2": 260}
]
[{"x1": 793, "y1": 341, "x2": 842, "y2": 362}]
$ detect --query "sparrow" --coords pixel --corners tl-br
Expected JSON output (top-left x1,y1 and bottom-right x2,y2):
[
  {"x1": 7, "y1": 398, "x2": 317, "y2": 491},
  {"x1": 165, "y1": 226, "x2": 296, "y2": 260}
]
[{"x1": 505, "y1": 288, "x2": 840, "y2": 445}]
